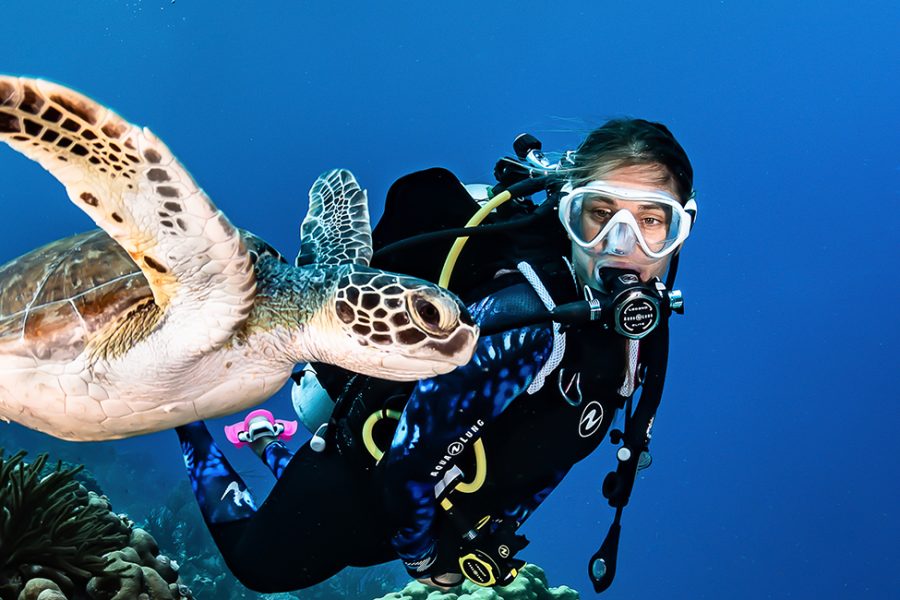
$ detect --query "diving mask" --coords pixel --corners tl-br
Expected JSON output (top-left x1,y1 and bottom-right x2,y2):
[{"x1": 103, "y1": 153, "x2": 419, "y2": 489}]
[{"x1": 558, "y1": 181, "x2": 695, "y2": 260}]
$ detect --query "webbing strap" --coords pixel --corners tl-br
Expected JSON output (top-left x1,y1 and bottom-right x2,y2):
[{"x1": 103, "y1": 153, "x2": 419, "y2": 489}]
[
  {"x1": 516, "y1": 261, "x2": 566, "y2": 394},
  {"x1": 618, "y1": 339, "x2": 640, "y2": 397}
]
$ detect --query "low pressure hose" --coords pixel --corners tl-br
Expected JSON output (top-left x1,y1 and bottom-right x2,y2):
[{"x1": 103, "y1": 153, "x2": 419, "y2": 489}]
[
  {"x1": 439, "y1": 190, "x2": 513, "y2": 288},
  {"x1": 439, "y1": 176, "x2": 556, "y2": 289}
]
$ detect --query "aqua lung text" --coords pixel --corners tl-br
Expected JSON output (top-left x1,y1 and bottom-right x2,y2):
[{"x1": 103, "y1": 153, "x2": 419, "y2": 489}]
[{"x1": 430, "y1": 419, "x2": 485, "y2": 477}]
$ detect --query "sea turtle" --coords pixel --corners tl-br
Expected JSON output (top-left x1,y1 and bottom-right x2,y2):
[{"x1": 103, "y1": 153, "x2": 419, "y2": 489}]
[{"x1": 0, "y1": 76, "x2": 478, "y2": 441}]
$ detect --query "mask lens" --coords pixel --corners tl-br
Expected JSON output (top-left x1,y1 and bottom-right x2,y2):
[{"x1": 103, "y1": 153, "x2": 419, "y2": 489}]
[
  {"x1": 634, "y1": 201, "x2": 679, "y2": 254},
  {"x1": 567, "y1": 192, "x2": 615, "y2": 245},
  {"x1": 564, "y1": 188, "x2": 684, "y2": 258}
]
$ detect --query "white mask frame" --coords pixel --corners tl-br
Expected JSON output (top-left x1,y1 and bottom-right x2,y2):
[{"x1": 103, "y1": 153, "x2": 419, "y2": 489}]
[{"x1": 558, "y1": 181, "x2": 696, "y2": 260}]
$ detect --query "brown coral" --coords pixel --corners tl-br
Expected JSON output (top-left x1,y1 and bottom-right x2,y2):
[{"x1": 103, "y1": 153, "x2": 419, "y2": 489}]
[
  {"x1": 0, "y1": 450, "x2": 129, "y2": 584},
  {"x1": 17, "y1": 577, "x2": 61, "y2": 600},
  {"x1": 85, "y1": 539, "x2": 190, "y2": 600},
  {"x1": 0, "y1": 449, "x2": 191, "y2": 600}
]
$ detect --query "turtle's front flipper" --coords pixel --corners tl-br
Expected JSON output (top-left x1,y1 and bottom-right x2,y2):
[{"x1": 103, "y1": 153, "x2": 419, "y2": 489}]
[
  {"x1": 0, "y1": 77, "x2": 255, "y2": 354},
  {"x1": 296, "y1": 169, "x2": 373, "y2": 267}
]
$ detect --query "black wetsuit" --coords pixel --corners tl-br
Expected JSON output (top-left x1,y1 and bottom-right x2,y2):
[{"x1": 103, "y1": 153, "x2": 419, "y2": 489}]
[{"x1": 176, "y1": 261, "x2": 637, "y2": 592}]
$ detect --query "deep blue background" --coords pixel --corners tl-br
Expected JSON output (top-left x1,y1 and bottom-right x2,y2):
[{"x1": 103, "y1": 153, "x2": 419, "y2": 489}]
[{"x1": 1, "y1": 1, "x2": 897, "y2": 598}]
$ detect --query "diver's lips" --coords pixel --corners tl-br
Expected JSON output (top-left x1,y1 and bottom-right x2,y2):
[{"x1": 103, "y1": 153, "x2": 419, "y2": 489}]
[{"x1": 600, "y1": 260, "x2": 640, "y2": 270}]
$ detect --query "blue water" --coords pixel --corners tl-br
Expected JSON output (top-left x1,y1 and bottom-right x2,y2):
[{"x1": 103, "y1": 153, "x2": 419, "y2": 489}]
[{"x1": 1, "y1": 1, "x2": 897, "y2": 598}]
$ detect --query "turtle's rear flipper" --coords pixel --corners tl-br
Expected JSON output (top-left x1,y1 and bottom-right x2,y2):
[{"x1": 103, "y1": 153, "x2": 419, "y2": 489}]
[{"x1": 0, "y1": 77, "x2": 255, "y2": 355}]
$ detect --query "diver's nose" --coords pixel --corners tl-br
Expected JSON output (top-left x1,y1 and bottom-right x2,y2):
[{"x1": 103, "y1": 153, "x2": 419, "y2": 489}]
[{"x1": 603, "y1": 222, "x2": 637, "y2": 256}]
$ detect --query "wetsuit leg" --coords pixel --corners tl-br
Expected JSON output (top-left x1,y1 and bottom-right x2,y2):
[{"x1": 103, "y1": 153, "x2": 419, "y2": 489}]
[
  {"x1": 176, "y1": 422, "x2": 394, "y2": 592},
  {"x1": 261, "y1": 440, "x2": 294, "y2": 479},
  {"x1": 176, "y1": 421, "x2": 258, "y2": 525}
]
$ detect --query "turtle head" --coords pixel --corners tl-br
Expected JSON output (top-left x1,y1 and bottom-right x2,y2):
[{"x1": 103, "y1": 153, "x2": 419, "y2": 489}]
[{"x1": 308, "y1": 265, "x2": 478, "y2": 380}]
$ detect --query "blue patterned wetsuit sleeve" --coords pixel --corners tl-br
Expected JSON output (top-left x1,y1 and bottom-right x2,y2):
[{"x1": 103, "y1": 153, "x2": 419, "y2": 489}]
[
  {"x1": 382, "y1": 324, "x2": 555, "y2": 576},
  {"x1": 176, "y1": 421, "x2": 258, "y2": 525},
  {"x1": 262, "y1": 440, "x2": 294, "y2": 479}
]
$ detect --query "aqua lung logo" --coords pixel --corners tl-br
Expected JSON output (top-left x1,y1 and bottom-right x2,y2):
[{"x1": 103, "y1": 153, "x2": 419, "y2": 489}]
[
  {"x1": 430, "y1": 419, "x2": 484, "y2": 477},
  {"x1": 620, "y1": 298, "x2": 656, "y2": 334},
  {"x1": 614, "y1": 292, "x2": 660, "y2": 339},
  {"x1": 619, "y1": 273, "x2": 639, "y2": 285},
  {"x1": 578, "y1": 401, "x2": 605, "y2": 438}
]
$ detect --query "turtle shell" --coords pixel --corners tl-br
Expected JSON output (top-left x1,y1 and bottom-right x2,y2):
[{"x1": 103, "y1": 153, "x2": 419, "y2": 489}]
[
  {"x1": 0, "y1": 230, "x2": 149, "y2": 361},
  {"x1": 0, "y1": 229, "x2": 280, "y2": 362}
]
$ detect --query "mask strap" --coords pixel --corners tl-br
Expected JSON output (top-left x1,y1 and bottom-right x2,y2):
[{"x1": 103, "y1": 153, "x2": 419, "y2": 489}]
[{"x1": 684, "y1": 190, "x2": 698, "y2": 230}]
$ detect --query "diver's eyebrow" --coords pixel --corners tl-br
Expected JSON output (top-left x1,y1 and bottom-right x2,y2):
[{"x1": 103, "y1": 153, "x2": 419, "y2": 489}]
[
  {"x1": 636, "y1": 203, "x2": 667, "y2": 212},
  {"x1": 585, "y1": 196, "x2": 616, "y2": 205}
]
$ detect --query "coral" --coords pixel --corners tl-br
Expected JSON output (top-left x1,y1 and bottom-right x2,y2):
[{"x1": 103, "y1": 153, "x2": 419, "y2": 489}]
[
  {"x1": 85, "y1": 531, "x2": 193, "y2": 600},
  {"x1": 375, "y1": 564, "x2": 580, "y2": 600},
  {"x1": 0, "y1": 450, "x2": 129, "y2": 585},
  {"x1": 129, "y1": 529, "x2": 179, "y2": 584},
  {"x1": 18, "y1": 577, "x2": 61, "y2": 600},
  {"x1": 36, "y1": 460, "x2": 105, "y2": 499},
  {"x1": 85, "y1": 550, "x2": 142, "y2": 600},
  {"x1": 17, "y1": 567, "x2": 74, "y2": 598},
  {"x1": 0, "y1": 449, "x2": 194, "y2": 600}
]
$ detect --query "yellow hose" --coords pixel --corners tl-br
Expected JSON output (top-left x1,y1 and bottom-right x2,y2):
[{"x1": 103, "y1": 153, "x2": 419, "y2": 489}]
[
  {"x1": 439, "y1": 190, "x2": 513, "y2": 289},
  {"x1": 455, "y1": 439, "x2": 487, "y2": 494},
  {"x1": 362, "y1": 409, "x2": 402, "y2": 462}
]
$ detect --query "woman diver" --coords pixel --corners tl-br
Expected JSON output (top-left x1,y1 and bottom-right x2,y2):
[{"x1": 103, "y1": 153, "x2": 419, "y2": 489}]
[{"x1": 175, "y1": 118, "x2": 697, "y2": 593}]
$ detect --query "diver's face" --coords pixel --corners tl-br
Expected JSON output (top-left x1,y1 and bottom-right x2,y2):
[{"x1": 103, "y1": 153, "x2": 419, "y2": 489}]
[
  {"x1": 578, "y1": 194, "x2": 672, "y2": 253},
  {"x1": 571, "y1": 164, "x2": 678, "y2": 283}
]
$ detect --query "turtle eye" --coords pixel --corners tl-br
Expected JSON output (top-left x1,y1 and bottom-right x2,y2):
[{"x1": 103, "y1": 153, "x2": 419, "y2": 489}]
[
  {"x1": 408, "y1": 291, "x2": 457, "y2": 336},
  {"x1": 414, "y1": 298, "x2": 440, "y2": 328}
]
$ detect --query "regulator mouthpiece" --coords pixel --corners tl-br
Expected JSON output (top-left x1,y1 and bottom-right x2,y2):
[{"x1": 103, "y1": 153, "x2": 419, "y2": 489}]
[{"x1": 591, "y1": 267, "x2": 683, "y2": 340}]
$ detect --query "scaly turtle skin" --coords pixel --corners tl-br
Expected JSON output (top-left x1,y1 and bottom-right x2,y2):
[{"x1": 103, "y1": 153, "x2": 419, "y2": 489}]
[{"x1": 0, "y1": 77, "x2": 478, "y2": 441}]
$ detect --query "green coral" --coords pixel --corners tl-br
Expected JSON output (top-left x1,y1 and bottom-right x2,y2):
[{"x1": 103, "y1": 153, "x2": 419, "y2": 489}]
[
  {"x1": 0, "y1": 449, "x2": 130, "y2": 584},
  {"x1": 375, "y1": 564, "x2": 580, "y2": 600},
  {"x1": 36, "y1": 458, "x2": 105, "y2": 498}
]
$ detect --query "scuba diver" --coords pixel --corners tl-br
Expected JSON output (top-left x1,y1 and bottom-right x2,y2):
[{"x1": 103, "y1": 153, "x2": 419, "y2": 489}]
[{"x1": 175, "y1": 118, "x2": 697, "y2": 594}]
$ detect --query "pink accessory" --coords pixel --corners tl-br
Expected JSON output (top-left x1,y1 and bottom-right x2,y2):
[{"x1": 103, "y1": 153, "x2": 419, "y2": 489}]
[{"x1": 224, "y1": 409, "x2": 298, "y2": 448}]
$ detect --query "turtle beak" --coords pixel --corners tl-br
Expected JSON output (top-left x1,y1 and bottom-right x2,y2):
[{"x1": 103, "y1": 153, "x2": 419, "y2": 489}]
[{"x1": 427, "y1": 325, "x2": 478, "y2": 366}]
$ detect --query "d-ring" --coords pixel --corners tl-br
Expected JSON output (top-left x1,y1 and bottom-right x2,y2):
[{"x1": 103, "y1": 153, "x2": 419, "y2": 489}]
[{"x1": 557, "y1": 368, "x2": 583, "y2": 406}]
